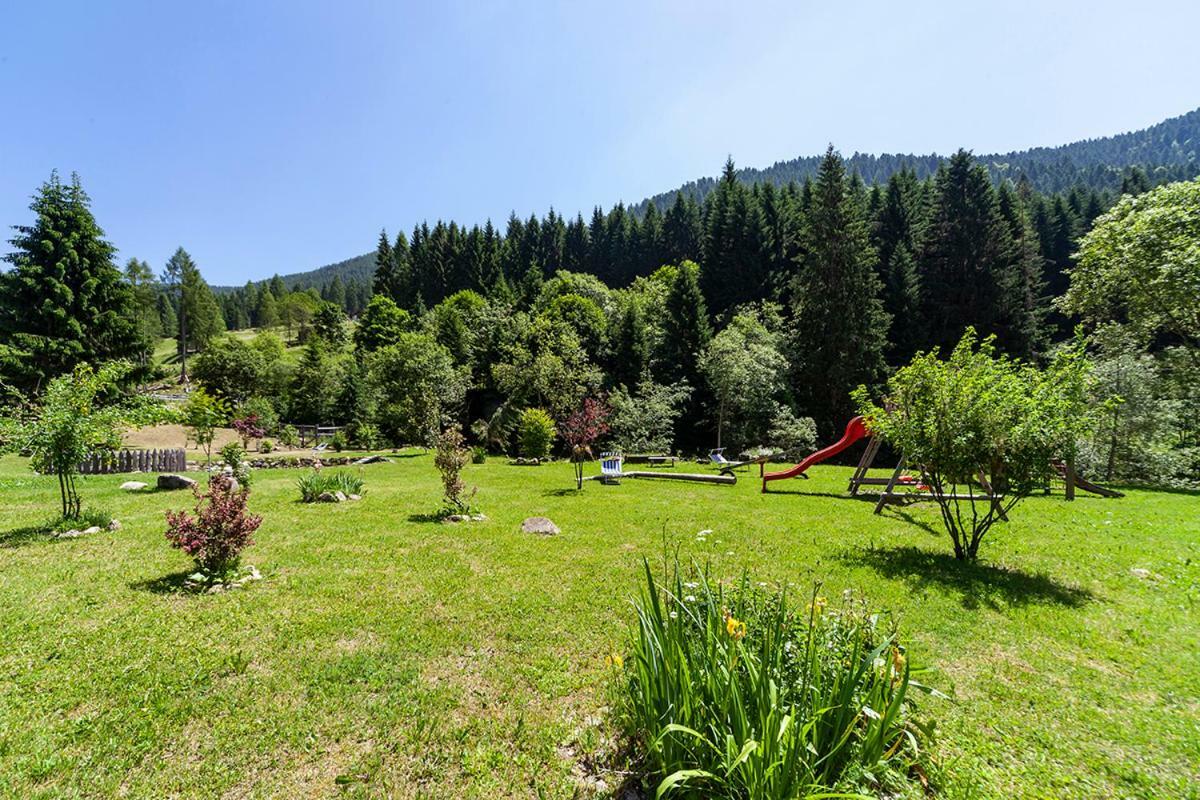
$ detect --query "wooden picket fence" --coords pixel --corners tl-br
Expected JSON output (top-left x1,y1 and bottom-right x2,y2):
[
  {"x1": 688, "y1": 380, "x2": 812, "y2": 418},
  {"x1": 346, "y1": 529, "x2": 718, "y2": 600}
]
[{"x1": 77, "y1": 448, "x2": 187, "y2": 475}]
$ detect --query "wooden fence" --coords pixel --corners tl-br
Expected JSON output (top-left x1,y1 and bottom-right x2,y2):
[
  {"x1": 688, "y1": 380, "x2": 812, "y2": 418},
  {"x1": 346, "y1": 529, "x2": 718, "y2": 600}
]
[{"x1": 77, "y1": 448, "x2": 187, "y2": 475}]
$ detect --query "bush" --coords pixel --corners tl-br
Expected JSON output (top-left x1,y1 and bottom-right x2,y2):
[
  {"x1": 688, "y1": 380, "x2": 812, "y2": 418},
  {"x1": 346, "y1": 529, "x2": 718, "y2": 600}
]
[
  {"x1": 52, "y1": 507, "x2": 114, "y2": 532},
  {"x1": 435, "y1": 426, "x2": 475, "y2": 514},
  {"x1": 219, "y1": 441, "x2": 251, "y2": 487},
  {"x1": 619, "y1": 560, "x2": 939, "y2": 798},
  {"x1": 232, "y1": 413, "x2": 266, "y2": 448},
  {"x1": 296, "y1": 469, "x2": 364, "y2": 502},
  {"x1": 609, "y1": 376, "x2": 690, "y2": 454},
  {"x1": 279, "y1": 425, "x2": 299, "y2": 448},
  {"x1": 352, "y1": 422, "x2": 380, "y2": 451},
  {"x1": 470, "y1": 446, "x2": 487, "y2": 464},
  {"x1": 518, "y1": 408, "x2": 556, "y2": 460},
  {"x1": 165, "y1": 476, "x2": 262, "y2": 577},
  {"x1": 331, "y1": 430, "x2": 348, "y2": 452},
  {"x1": 258, "y1": 439, "x2": 273, "y2": 454}
]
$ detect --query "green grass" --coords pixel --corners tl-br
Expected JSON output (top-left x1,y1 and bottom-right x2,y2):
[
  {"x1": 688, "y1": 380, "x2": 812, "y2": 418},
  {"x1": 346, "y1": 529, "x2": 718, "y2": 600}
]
[{"x1": 0, "y1": 455, "x2": 1196, "y2": 798}]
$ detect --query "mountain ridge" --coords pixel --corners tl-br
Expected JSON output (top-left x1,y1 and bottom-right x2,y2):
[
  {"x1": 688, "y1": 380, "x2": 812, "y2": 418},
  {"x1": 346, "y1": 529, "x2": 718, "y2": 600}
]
[{"x1": 239, "y1": 106, "x2": 1200, "y2": 291}]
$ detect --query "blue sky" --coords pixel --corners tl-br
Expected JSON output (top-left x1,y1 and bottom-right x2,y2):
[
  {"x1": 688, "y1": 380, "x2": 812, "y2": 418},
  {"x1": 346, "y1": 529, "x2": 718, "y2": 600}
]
[{"x1": 2, "y1": 0, "x2": 1198, "y2": 285}]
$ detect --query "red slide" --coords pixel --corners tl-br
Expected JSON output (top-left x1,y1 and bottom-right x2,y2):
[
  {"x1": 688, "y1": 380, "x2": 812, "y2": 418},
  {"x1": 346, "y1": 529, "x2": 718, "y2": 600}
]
[{"x1": 763, "y1": 416, "x2": 869, "y2": 490}]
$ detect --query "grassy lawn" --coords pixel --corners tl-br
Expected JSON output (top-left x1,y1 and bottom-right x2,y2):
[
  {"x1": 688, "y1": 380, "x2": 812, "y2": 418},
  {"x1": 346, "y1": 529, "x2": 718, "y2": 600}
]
[{"x1": 0, "y1": 454, "x2": 1196, "y2": 798}]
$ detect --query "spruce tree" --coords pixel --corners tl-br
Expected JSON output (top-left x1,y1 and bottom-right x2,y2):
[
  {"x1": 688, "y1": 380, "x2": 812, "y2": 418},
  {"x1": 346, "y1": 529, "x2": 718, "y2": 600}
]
[
  {"x1": 917, "y1": 150, "x2": 1019, "y2": 355},
  {"x1": 997, "y1": 183, "x2": 1048, "y2": 358},
  {"x1": 872, "y1": 169, "x2": 926, "y2": 361},
  {"x1": 608, "y1": 301, "x2": 650, "y2": 390},
  {"x1": 658, "y1": 260, "x2": 712, "y2": 450},
  {"x1": 701, "y1": 158, "x2": 767, "y2": 319},
  {"x1": 790, "y1": 147, "x2": 890, "y2": 438},
  {"x1": 0, "y1": 172, "x2": 141, "y2": 393},
  {"x1": 663, "y1": 191, "x2": 702, "y2": 265}
]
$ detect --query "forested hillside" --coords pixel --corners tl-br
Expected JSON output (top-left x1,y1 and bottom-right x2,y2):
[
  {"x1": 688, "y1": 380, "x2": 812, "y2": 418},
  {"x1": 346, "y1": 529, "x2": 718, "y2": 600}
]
[{"x1": 264, "y1": 107, "x2": 1199, "y2": 292}]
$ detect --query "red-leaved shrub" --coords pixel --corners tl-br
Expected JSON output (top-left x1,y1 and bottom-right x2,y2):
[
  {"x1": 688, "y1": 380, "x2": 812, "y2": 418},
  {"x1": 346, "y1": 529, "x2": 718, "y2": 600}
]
[
  {"x1": 165, "y1": 476, "x2": 262, "y2": 575},
  {"x1": 232, "y1": 414, "x2": 266, "y2": 447}
]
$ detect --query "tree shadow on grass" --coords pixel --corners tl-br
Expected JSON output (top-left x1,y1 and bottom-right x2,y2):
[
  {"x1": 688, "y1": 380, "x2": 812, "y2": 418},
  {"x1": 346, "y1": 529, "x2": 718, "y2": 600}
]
[
  {"x1": 128, "y1": 570, "x2": 195, "y2": 595},
  {"x1": 840, "y1": 545, "x2": 1096, "y2": 611},
  {"x1": 543, "y1": 487, "x2": 582, "y2": 497},
  {"x1": 0, "y1": 524, "x2": 55, "y2": 549},
  {"x1": 406, "y1": 512, "x2": 445, "y2": 524}
]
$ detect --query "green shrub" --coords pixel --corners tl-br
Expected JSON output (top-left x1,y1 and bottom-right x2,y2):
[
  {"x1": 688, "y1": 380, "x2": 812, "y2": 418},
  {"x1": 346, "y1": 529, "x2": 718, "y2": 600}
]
[
  {"x1": 434, "y1": 426, "x2": 475, "y2": 514},
  {"x1": 258, "y1": 439, "x2": 273, "y2": 454},
  {"x1": 619, "y1": 560, "x2": 940, "y2": 799},
  {"x1": 219, "y1": 441, "x2": 252, "y2": 487},
  {"x1": 51, "y1": 507, "x2": 114, "y2": 533},
  {"x1": 353, "y1": 422, "x2": 380, "y2": 451},
  {"x1": 296, "y1": 469, "x2": 364, "y2": 502},
  {"x1": 279, "y1": 425, "x2": 299, "y2": 448},
  {"x1": 518, "y1": 408, "x2": 556, "y2": 460},
  {"x1": 331, "y1": 430, "x2": 348, "y2": 452},
  {"x1": 470, "y1": 446, "x2": 487, "y2": 464}
]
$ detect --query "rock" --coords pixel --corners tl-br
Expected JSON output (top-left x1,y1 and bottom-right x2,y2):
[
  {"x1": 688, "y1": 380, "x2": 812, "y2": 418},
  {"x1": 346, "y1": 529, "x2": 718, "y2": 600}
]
[
  {"x1": 354, "y1": 455, "x2": 392, "y2": 464},
  {"x1": 470, "y1": 513, "x2": 487, "y2": 522},
  {"x1": 120, "y1": 481, "x2": 148, "y2": 492},
  {"x1": 347, "y1": 494, "x2": 362, "y2": 501},
  {"x1": 522, "y1": 516, "x2": 560, "y2": 536},
  {"x1": 317, "y1": 491, "x2": 345, "y2": 503},
  {"x1": 335, "y1": 491, "x2": 347, "y2": 502},
  {"x1": 224, "y1": 477, "x2": 240, "y2": 493},
  {"x1": 1130, "y1": 567, "x2": 1151, "y2": 579},
  {"x1": 107, "y1": 519, "x2": 122, "y2": 532},
  {"x1": 56, "y1": 529, "x2": 84, "y2": 539},
  {"x1": 83, "y1": 526, "x2": 101, "y2": 535},
  {"x1": 157, "y1": 474, "x2": 197, "y2": 491}
]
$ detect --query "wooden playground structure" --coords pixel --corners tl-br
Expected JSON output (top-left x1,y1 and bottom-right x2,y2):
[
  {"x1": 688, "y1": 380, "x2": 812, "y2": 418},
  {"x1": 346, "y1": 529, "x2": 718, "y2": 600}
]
[{"x1": 763, "y1": 416, "x2": 1122, "y2": 509}]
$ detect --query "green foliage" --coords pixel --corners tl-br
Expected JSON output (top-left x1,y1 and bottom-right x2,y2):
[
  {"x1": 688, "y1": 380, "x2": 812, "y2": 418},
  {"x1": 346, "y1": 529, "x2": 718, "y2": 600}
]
[
  {"x1": 330, "y1": 430, "x2": 348, "y2": 452},
  {"x1": 296, "y1": 469, "x2": 364, "y2": 502},
  {"x1": 350, "y1": 296, "x2": 412, "y2": 352},
  {"x1": 289, "y1": 340, "x2": 345, "y2": 425},
  {"x1": 182, "y1": 386, "x2": 229, "y2": 465},
  {"x1": 493, "y1": 316, "x2": 601, "y2": 420},
  {"x1": 621, "y1": 560, "x2": 937, "y2": 798},
  {"x1": 0, "y1": 172, "x2": 143, "y2": 393},
  {"x1": 190, "y1": 335, "x2": 268, "y2": 403},
  {"x1": 608, "y1": 374, "x2": 690, "y2": 454},
  {"x1": 700, "y1": 306, "x2": 793, "y2": 451},
  {"x1": 517, "y1": 408, "x2": 556, "y2": 460},
  {"x1": 367, "y1": 331, "x2": 465, "y2": 448},
  {"x1": 278, "y1": 425, "x2": 299, "y2": 448},
  {"x1": 855, "y1": 329, "x2": 1092, "y2": 560},
  {"x1": 312, "y1": 302, "x2": 348, "y2": 347},
  {"x1": 218, "y1": 441, "x2": 252, "y2": 487},
  {"x1": 470, "y1": 446, "x2": 487, "y2": 464},
  {"x1": 352, "y1": 422, "x2": 380, "y2": 451},
  {"x1": 1060, "y1": 176, "x2": 1200, "y2": 360},
  {"x1": 2, "y1": 361, "x2": 165, "y2": 518},
  {"x1": 791, "y1": 147, "x2": 890, "y2": 438},
  {"x1": 258, "y1": 439, "x2": 273, "y2": 454}
]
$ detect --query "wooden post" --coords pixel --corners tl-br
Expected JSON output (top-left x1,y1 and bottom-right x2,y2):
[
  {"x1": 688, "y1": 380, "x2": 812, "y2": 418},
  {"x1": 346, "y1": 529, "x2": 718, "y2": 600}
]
[
  {"x1": 849, "y1": 436, "x2": 881, "y2": 495},
  {"x1": 874, "y1": 458, "x2": 907, "y2": 515},
  {"x1": 1065, "y1": 456, "x2": 1076, "y2": 501}
]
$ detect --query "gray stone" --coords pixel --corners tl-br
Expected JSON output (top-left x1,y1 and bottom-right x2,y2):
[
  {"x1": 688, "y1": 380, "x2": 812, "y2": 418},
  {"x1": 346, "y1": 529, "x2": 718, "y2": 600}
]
[
  {"x1": 335, "y1": 491, "x2": 347, "y2": 502},
  {"x1": 82, "y1": 526, "x2": 101, "y2": 535},
  {"x1": 107, "y1": 519, "x2": 122, "y2": 532},
  {"x1": 317, "y1": 491, "x2": 345, "y2": 503},
  {"x1": 347, "y1": 493, "x2": 362, "y2": 501},
  {"x1": 354, "y1": 455, "x2": 392, "y2": 464},
  {"x1": 521, "y1": 516, "x2": 560, "y2": 535},
  {"x1": 157, "y1": 474, "x2": 197, "y2": 491},
  {"x1": 445, "y1": 514, "x2": 468, "y2": 523},
  {"x1": 470, "y1": 513, "x2": 487, "y2": 522},
  {"x1": 56, "y1": 529, "x2": 84, "y2": 539},
  {"x1": 120, "y1": 481, "x2": 148, "y2": 492},
  {"x1": 1130, "y1": 567, "x2": 1151, "y2": 579}
]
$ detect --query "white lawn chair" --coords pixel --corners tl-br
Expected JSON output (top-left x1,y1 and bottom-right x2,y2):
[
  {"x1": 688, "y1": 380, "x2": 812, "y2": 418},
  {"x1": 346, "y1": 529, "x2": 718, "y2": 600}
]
[
  {"x1": 599, "y1": 452, "x2": 624, "y2": 484},
  {"x1": 708, "y1": 448, "x2": 766, "y2": 477}
]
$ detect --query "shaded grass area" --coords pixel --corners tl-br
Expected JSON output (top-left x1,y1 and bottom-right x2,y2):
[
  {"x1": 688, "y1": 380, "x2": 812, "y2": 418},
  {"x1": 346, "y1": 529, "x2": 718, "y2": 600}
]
[{"x1": 0, "y1": 455, "x2": 1196, "y2": 798}]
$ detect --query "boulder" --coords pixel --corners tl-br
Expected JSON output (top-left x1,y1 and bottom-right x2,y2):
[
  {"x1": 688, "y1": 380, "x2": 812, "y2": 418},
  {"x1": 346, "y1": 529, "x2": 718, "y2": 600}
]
[
  {"x1": 317, "y1": 491, "x2": 346, "y2": 503},
  {"x1": 348, "y1": 493, "x2": 362, "y2": 501},
  {"x1": 157, "y1": 474, "x2": 197, "y2": 491},
  {"x1": 83, "y1": 526, "x2": 101, "y2": 535},
  {"x1": 107, "y1": 519, "x2": 122, "y2": 532},
  {"x1": 354, "y1": 455, "x2": 392, "y2": 465},
  {"x1": 120, "y1": 481, "x2": 148, "y2": 492},
  {"x1": 521, "y1": 516, "x2": 560, "y2": 536},
  {"x1": 56, "y1": 529, "x2": 84, "y2": 539}
]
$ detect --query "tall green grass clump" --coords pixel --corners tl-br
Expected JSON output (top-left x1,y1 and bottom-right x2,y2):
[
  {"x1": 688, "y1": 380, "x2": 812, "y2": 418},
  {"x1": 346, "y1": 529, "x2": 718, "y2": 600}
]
[
  {"x1": 620, "y1": 560, "x2": 940, "y2": 799},
  {"x1": 296, "y1": 469, "x2": 364, "y2": 502}
]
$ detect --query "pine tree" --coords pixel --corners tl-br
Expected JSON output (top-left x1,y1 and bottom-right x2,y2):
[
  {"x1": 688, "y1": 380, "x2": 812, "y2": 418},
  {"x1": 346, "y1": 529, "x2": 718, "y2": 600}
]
[
  {"x1": 608, "y1": 301, "x2": 650, "y2": 390},
  {"x1": 0, "y1": 172, "x2": 141, "y2": 393},
  {"x1": 326, "y1": 274, "x2": 347, "y2": 310},
  {"x1": 372, "y1": 229, "x2": 397, "y2": 299},
  {"x1": 702, "y1": 158, "x2": 767, "y2": 319},
  {"x1": 256, "y1": 289, "x2": 280, "y2": 329},
  {"x1": 872, "y1": 169, "x2": 926, "y2": 361},
  {"x1": 997, "y1": 183, "x2": 1048, "y2": 358},
  {"x1": 124, "y1": 257, "x2": 163, "y2": 365},
  {"x1": 917, "y1": 150, "x2": 1019, "y2": 355},
  {"x1": 790, "y1": 147, "x2": 890, "y2": 438},
  {"x1": 658, "y1": 260, "x2": 712, "y2": 450},
  {"x1": 663, "y1": 191, "x2": 702, "y2": 265}
]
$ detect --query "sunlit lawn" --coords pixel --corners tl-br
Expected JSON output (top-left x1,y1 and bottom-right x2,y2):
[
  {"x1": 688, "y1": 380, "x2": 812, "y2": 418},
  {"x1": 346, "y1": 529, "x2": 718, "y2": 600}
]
[{"x1": 0, "y1": 453, "x2": 1196, "y2": 798}]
